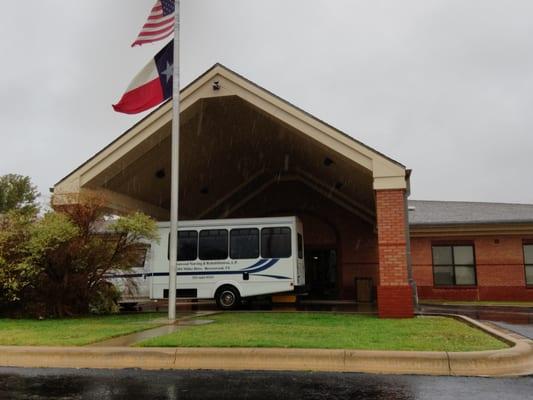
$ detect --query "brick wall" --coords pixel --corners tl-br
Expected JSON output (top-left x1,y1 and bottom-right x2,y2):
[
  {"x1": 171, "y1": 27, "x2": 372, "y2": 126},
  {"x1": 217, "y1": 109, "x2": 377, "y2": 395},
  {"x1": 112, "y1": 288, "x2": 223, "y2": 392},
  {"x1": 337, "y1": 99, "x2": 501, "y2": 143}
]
[
  {"x1": 225, "y1": 181, "x2": 445, "y2": 314},
  {"x1": 375, "y1": 189, "x2": 413, "y2": 317},
  {"x1": 411, "y1": 235, "x2": 533, "y2": 301}
]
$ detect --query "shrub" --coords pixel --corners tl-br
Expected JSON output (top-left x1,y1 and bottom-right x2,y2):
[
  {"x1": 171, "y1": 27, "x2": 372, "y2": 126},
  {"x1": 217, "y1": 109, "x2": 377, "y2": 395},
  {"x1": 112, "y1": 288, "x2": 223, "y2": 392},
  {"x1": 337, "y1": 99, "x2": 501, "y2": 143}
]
[{"x1": 0, "y1": 193, "x2": 158, "y2": 317}]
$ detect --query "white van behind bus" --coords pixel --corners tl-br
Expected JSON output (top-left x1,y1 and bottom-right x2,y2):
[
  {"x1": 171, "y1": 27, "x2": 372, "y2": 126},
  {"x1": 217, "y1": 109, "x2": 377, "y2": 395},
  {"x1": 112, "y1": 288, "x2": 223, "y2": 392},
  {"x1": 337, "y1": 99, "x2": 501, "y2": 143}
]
[{"x1": 109, "y1": 216, "x2": 305, "y2": 309}]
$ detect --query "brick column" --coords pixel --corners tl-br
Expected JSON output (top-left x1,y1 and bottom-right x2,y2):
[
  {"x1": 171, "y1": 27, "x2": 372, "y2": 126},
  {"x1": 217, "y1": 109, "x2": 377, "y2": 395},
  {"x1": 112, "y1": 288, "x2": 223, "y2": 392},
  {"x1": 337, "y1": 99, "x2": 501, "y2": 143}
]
[{"x1": 375, "y1": 189, "x2": 414, "y2": 318}]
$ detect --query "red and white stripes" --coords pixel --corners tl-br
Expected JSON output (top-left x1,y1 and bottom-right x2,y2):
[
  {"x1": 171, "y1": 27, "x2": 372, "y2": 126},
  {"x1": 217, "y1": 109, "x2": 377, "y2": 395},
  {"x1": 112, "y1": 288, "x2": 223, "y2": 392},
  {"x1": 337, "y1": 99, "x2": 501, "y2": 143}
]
[{"x1": 131, "y1": 1, "x2": 175, "y2": 47}]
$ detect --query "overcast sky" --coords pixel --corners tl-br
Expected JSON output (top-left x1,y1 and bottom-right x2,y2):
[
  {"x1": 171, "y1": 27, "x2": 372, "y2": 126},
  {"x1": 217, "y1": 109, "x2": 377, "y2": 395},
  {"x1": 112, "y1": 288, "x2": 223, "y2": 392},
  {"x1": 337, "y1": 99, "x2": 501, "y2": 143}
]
[{"x1": 1, "y1": 0, "x2": 532, "y2": 206}]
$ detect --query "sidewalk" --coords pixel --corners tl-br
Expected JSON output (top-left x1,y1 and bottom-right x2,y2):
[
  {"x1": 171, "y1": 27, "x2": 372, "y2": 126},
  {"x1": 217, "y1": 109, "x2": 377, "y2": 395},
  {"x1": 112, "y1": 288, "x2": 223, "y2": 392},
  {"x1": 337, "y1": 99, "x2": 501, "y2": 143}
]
[
  {"x1": 89, "y1": 316, "x2": 216, "y2": 347},
  {"x1": 419, "y1": 303, "x2": 533, "y2": 325},
  {"x1": 486, "y1": 321, "x2": 533, "y2": 340}
]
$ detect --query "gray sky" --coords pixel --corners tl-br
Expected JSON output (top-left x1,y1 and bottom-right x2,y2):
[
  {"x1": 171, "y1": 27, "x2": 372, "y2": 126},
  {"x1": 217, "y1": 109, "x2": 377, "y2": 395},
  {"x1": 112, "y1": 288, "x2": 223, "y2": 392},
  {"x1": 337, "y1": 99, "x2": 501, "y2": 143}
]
[{"x1": 1, "y1": 0, "x2": 532, "y2": 205}]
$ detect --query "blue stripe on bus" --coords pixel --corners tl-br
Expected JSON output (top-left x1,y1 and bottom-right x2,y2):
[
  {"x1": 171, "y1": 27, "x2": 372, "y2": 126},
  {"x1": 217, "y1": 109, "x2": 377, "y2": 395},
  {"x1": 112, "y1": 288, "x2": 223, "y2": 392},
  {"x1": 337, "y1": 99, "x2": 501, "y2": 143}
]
[
  {"x1": 252, "y1": 274, "x2": 291, "y2": 280},
  {"x1": 240, "y1": 259, "x2": 269, "y2": 271},
  {"x1": 103, "y1": 273, "x2": 145, "y2": 279},
  {"x1": 243, "y1": 258, "x2": 279, "y2": 273},
  {"x1": 106, "y1": 259, "x2": 281, "y2": 279}
]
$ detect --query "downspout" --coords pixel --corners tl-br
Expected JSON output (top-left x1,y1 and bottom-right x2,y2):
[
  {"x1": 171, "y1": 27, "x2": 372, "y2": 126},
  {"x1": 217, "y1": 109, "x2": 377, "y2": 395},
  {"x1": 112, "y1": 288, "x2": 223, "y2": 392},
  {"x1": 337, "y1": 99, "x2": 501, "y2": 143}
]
[{"x1": 404, "y1": 170, "x2": 418, "y2": 310}]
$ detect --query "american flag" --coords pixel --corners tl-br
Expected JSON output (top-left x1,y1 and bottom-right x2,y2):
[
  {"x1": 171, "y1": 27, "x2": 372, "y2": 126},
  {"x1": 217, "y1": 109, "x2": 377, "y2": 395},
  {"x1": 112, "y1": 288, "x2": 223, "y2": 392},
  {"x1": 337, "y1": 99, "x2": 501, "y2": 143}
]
[{"x1": 131, "y1": 0, "x2": 175, "y2": 47}]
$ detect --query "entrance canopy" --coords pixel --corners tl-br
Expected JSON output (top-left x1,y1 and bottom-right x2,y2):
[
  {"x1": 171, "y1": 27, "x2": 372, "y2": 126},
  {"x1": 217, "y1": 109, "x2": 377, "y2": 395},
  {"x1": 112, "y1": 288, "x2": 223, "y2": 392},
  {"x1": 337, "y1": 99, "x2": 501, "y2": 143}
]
[{"x1": 53, "y1": 64, "x2": 408, "y2": 222}]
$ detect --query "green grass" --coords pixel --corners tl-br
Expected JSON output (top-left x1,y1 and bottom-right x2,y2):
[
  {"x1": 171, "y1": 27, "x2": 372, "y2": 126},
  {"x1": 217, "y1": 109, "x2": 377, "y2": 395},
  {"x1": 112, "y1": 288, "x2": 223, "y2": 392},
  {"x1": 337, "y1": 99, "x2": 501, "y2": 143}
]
[
  {"x1": 0, "y1": 313, "x2": 170, "y2": 346},
  {"x1": 138, "y1": 312, "x2": 508, "y2": 352}
]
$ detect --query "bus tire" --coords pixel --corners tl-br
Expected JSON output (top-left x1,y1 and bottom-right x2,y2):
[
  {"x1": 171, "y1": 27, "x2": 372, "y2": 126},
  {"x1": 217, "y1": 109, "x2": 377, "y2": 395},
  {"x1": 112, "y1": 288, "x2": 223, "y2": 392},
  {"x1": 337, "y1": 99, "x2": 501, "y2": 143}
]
[{"x1": 215, "y1": 285, "x2": 241, "y2": 310}]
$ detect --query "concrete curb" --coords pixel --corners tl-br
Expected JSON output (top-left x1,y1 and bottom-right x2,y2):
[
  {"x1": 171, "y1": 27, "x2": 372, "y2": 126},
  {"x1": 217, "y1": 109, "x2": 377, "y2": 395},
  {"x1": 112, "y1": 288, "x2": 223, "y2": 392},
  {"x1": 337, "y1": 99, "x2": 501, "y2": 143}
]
[
  {"x1": 425, "y1": 313, "x2": 533, "y2": 377},
  {"x1": 0, "y1": 316, "x2": 531, "y2": 377}
]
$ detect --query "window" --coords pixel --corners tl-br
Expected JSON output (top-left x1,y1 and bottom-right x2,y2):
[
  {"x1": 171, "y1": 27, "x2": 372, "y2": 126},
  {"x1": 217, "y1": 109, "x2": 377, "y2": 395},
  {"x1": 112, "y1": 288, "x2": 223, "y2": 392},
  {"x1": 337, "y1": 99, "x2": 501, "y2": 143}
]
[
  {"x1": 261, "y1": 227, "x2": 291, "y2": 258},
  {"x1": 432, "y1": 245, "x2": 476, "y2": 286},
  {"x1": 178, "y1": 231, "x2": 198, "y2": 261},
  {"x1": 131, "y1": 244, "x2": 149, "y2": 268},
  {"x1": 230, "y1": 228, "x2": 259, "y2": 259},
  {"x1": 167, "y1": 231, "x2": 198, "y2": 261},
  {"x1": 199, "y1": 229, "x2": 228, "y2": 260},
  {"x1": 524, "y1": 244, "x2": 533, "y2": 286},
  {"x1": 297, "y1": 234, "x2": 303, "y2": 259}
]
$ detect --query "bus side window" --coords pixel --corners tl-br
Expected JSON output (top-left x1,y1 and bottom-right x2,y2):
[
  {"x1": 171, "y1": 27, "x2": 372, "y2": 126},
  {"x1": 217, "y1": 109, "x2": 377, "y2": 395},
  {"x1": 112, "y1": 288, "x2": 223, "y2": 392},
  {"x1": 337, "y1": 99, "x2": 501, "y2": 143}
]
[
  {"x1": 297, "y1": 233, "x2": 303, "y2": 259},
  {"x1": 261, "y1": 227, "x2": 291, "y2": 259},
  {"x1": 168, "y1": 231, "x2": 198, "y2": 260},
  {"x1": 230, "y1": 228, "x2": 259, "y2": 259},
  {"x1": 199, "y1": 229, "x2": 228, "y2": 260},
  {"x1": 178, "y1": 231, "x2": 198, "y2": 261},
  {"x1": 131, "y1": 244, "x2": 149, "y2": 267}
]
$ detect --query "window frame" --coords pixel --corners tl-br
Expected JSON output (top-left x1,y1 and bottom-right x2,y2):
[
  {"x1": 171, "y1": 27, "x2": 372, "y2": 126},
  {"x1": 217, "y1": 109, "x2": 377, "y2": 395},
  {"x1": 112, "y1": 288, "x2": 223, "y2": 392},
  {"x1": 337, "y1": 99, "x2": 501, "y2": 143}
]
[
  {"x1": 523, "y1": 243, "x2": 533, "y2": 287},
  {"x1": 431, "y1": 244, "x2": 477, "y2": 287}
]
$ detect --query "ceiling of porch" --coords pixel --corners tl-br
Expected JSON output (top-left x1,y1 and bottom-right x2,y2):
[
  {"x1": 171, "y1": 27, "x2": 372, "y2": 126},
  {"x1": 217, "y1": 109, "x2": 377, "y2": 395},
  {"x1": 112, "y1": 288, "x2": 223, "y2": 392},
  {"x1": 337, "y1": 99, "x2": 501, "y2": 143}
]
[{"x1": 84, "y1": 95, "x2": 375, "y2": 221}]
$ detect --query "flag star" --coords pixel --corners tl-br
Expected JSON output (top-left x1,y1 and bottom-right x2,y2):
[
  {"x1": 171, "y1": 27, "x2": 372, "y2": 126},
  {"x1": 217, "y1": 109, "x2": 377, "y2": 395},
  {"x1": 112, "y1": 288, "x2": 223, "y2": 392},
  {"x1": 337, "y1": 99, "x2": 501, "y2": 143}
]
[{"x1": 162, "y1": 61, "x2": 173, "y2": 83}]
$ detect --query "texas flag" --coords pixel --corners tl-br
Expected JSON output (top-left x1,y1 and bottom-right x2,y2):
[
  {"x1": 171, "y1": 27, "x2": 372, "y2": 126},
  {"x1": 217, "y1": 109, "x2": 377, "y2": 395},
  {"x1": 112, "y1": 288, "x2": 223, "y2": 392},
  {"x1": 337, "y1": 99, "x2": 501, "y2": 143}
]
[{"x1": 113, "y1": 40, "x2": 173, "y2": 114}]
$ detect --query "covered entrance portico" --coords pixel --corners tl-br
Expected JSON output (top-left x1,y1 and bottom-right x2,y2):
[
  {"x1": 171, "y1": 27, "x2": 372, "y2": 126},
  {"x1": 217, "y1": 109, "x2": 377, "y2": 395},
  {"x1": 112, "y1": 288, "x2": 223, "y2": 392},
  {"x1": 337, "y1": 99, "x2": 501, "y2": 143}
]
[{"x1": 53, "y1": 64, "x2": 414, "y2": 317}]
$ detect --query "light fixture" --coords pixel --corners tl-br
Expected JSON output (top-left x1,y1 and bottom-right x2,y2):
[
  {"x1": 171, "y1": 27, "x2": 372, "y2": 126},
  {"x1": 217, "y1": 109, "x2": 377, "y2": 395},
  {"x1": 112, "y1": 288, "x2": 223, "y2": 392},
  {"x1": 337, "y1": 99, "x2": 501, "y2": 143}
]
[{"x1": 155, "y1": 169, "x2": 166, "y2": 179}]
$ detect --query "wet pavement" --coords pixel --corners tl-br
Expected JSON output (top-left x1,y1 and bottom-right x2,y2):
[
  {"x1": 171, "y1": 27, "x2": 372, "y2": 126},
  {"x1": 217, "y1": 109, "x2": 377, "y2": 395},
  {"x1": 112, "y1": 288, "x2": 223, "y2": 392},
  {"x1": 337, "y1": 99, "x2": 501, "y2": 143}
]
[
  {"x1": 489, "y1": 321, "x2": 533, "y2": 340},
  {"x1": 141, "y1": 299, "x2": 378, "y2": 314},
  {"x1": 89, "y1": 312, "x2": 217, "y2": 347},
  {"x1": 0, "y1": 368, "x2": 531, "y2": 400},
  {"x1": 88, "y1": 319, "x2": 214, "y2": 347},
  {"x1": 419, "y1": 304, "x2": 533, "y2": 325}
]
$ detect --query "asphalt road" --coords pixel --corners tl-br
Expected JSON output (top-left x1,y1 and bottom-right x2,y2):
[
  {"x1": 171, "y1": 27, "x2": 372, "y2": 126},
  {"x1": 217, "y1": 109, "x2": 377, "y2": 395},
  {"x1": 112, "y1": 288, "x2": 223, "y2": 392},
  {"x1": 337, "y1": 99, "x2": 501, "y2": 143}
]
[{"x1": 0, "y1": 368, "x2": 531, "y2": 400}]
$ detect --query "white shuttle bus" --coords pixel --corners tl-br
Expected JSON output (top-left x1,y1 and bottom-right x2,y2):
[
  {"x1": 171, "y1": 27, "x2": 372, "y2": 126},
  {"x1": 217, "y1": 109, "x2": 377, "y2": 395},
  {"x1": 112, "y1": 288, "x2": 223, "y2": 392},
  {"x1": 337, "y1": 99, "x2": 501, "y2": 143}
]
[
  {"x1": 109, "y1": 216, "x2": 305, "y2": 309},
  {"x1": 150, "y1": 216, "x2": 305, "y2": 309}
]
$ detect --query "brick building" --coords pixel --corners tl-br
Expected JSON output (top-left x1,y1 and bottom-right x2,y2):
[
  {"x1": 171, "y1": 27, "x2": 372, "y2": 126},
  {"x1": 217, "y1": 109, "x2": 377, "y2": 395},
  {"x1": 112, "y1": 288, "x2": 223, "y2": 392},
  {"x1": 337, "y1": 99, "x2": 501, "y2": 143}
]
[
  {"x1": 409, "y1": 200, "x2": 533, "y2": 302},
  {"x1": 52, "y1": 65, "x2": 532, "y2": 317}
]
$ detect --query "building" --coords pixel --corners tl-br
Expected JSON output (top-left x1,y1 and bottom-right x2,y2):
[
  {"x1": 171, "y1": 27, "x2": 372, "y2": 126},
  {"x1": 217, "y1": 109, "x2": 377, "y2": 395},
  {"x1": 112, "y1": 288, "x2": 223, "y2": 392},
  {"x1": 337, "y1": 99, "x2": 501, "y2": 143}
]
[
  {"x1": 409, "y1": 200, "x2": 533, "y2": 301},
  {"x1": 52, "y1": 64, "x2": 533, "y2": 317}
]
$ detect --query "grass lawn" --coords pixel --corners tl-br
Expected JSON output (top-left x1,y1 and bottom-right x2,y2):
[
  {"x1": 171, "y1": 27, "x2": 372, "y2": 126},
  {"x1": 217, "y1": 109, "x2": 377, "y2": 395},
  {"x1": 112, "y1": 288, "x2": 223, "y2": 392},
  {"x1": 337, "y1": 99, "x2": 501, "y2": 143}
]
[
  {"x1": 420, "y1": 300, "x2": 533, "y2": 308},
  {"x1": 138, "y1": 313, "x2": 508, "y2": 352},
  {"x1": 0, "y1": 313, "x2": 171, "y2": 346}
]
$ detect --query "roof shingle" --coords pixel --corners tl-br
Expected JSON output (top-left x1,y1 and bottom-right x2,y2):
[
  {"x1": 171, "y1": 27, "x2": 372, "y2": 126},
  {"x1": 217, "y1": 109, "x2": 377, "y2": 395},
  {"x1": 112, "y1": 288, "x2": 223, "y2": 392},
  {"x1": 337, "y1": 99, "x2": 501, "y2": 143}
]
[{"x1": 408, "y1": 200, "x2": 533, "y2": 226}]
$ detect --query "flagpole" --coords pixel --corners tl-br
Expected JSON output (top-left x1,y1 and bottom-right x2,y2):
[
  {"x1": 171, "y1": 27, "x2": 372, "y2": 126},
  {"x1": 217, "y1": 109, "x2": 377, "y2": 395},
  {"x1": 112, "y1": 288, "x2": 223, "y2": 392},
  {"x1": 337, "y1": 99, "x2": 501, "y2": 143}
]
[{"x1": 168, "y1": 0, "x2": 180, "y2": 322}]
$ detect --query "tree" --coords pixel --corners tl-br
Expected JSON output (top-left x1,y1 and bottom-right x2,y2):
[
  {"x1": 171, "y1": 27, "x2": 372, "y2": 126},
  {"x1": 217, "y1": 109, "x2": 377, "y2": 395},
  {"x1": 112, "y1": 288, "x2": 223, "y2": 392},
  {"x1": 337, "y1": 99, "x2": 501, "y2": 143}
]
[
  {"x1": 0, "y1": 193, "x2": 158, "y2": 317},
  {"x1": 0, "y1": 174, "x2": 39, "y2": 215},
  {"x1": 0, "y1": 211, "x2": 38, "y2": 307},
  {"x1": 28, "y1": 195, "x2": 158, "y2": 316}
]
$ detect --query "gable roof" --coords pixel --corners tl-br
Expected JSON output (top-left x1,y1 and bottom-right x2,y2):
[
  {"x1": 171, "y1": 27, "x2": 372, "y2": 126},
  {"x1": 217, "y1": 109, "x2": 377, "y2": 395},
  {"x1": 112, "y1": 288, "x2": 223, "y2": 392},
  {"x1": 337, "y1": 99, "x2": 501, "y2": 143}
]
[
  {"x1": 408, "y1": 200, "x2": 533, "y2": 226},
  {"x1": 54, "y1": 63, "x2": 406, "y2": 190}
]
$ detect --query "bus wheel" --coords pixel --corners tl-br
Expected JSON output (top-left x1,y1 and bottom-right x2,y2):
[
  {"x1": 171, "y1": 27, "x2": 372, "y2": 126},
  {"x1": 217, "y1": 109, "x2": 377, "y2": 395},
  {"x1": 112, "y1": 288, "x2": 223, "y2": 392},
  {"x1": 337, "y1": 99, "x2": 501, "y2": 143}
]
[{"x1": 215, "y1": 286, "x2": 241, "y2": 310}]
